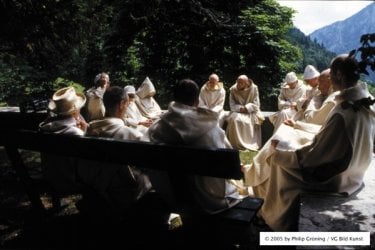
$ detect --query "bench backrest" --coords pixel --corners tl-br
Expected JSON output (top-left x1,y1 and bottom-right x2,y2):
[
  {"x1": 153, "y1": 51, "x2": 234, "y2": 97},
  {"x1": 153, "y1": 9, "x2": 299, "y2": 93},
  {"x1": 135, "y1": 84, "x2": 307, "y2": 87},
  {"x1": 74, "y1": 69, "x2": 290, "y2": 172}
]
[
  {"x1": 0, "y1": 111, "x2": 47, "y2": 131},
  {"x1": 0, "y1": 111, "x2": 264, "y2": 225},
  {"x1": 2, "y1": 129, "x2": 242, "y2": 179},
  {"x1": 1, "y1": 128, "x2": 242, "y2": 214}
]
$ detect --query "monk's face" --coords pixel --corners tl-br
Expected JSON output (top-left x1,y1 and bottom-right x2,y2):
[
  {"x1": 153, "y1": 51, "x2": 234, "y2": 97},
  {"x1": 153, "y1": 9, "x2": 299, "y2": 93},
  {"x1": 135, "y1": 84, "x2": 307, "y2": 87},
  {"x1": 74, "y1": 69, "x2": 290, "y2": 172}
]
[
  {"x1": 208, "y1": 75, "x2": 219, "y2": 88},
  {"x1": 287, "y1": 80, "x2": 298, "y2": 89},
  {"x1": 237, "y1": 78, "x2": 250, "y2": 90},
  {"x1": 305, "y1": 77, "x2": 319, "y2": 88},
  {"x1": 98, "y1": 74, "x2": 110, "y2": 89},
  {"x1": 318, "y1": 74, "x2": 331, "y2": 96}
]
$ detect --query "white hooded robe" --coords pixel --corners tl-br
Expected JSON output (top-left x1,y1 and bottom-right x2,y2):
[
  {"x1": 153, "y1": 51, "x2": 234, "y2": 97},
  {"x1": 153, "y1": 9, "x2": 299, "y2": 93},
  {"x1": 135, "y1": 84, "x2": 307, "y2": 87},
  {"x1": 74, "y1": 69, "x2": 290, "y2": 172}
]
[
  {"x1": 147, "y1": 101, "x2": 241, "y2": 214},
  {"x1": 244, "y1": 82, "x2": 375, "y2": 231}
]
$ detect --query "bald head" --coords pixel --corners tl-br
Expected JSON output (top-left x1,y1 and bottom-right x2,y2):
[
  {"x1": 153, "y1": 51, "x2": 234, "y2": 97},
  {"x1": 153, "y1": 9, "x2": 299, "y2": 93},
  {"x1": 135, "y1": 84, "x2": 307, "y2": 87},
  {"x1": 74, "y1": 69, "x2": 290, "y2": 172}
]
[
  {"x1": 236, "y1": 75, "x2": 251, "y2": 90},
  {"x1": 318, "y1": 69, "x2": 332, "y2": 95},
  {"x1": 207, "y1": 73, "x2": 219, "y2": 89},
  {"x1": 209, "y1": 73, "x2": 219, "y2": 82}
]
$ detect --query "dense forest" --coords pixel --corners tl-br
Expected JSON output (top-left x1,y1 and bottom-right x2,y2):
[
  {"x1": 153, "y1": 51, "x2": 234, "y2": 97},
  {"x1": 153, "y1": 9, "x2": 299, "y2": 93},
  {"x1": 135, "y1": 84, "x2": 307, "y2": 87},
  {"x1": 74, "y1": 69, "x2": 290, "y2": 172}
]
[
  {"x1": 285, "y1": 28, "x2": 337, "y2": 72},
  {"x1": 0, "y1": 0, "x2": 372, "y2": 110}
]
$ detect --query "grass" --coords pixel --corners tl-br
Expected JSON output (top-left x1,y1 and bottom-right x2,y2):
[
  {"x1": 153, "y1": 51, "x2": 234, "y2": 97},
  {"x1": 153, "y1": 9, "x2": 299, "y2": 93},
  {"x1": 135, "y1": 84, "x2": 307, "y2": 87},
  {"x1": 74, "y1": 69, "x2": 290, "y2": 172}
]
[{"x1": 239, "y1": 150, "x2": 258, "y2": 165}]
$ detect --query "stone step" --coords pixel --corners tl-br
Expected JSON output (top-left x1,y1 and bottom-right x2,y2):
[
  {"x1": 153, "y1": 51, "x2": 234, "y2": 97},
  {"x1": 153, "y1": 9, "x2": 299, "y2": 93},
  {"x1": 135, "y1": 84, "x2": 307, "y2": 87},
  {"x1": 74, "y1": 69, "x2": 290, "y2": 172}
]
[{"x1": 298, "y1": 155, "x2": 375, "y2": 249}]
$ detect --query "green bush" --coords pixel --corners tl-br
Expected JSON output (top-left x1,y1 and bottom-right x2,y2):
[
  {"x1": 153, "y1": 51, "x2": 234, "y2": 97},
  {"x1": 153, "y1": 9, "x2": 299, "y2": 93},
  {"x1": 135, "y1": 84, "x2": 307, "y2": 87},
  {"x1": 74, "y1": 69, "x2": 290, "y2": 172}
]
[
  {"x1": 368, "y1": 83, "x2": 375, "y2": 96},
  {"x1": 53, "y1": 77, "x2": 85, "y2": 94}
]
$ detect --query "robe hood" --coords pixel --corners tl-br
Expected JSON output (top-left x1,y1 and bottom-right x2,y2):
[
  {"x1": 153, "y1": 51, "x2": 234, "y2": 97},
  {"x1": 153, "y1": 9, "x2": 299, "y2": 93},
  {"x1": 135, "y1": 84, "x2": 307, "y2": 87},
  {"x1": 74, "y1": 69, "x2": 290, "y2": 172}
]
[
  {"x1": 87, "y1": 118, "x2": 125, "y2": 137},
  {"x1": 137, "y1": 77, "x2": 156, "y2": 99},
  {"x1": 158, "y1": 102, "x2": 219, "y2": 144},
  {"x1": 281, "y1": 80, "x2": 304, "y2": 89},
  {"x1": 39, "y1": 116, "x2": 84, "y2": 135},
  {"x1": 337, "y1": 82, "x2": 374, "y2": 101},
  {"x1": 229, "y1": 82, "x2": 257, "y2": 99},
  {"x1": 204, "y1": 81, "x2": 224, "y2": 91},
  {"x1": 230, "y1": 82, "x2": 253, "y2": 92},
  {"x1": 336, "y1": 80, "x2": 375, "y2": 121},
  {"x1": 86, "y1": 86, "x2": 106, "y2": 98}
]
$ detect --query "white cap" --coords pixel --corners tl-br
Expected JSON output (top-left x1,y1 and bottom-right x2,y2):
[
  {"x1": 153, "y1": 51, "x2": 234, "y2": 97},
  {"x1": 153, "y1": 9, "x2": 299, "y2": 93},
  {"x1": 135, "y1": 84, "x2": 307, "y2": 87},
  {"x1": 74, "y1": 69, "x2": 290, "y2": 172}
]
[
  {"x1": 303, "y1": 65, "x2": 320, "y2": 80},
  {"x1": 284, "y1": 72, "x2": 298, "y2": 84},
  {"x1": 124, "y1": 85, "x2": 136, "y2": 94}
]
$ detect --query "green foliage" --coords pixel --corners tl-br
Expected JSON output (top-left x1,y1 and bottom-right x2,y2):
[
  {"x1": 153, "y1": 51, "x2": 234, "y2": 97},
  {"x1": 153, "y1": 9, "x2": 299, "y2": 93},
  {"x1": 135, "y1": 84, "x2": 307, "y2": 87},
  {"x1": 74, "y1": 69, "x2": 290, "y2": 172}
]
[
  {"x1": 286, "y1": 28, "x2": 337, "y2": 72},
  {"x1": 367, "y1": 83, "x2": 375, "y2": 96},
  {"x1": 0, "y1": 0, "x2": 304, "y2": 111},
  {"x1": 239, "y1": 150, "x2": 258, "y2": 165},
  {"x1": 103, "y1": 0, "x2": 300, "y2": 110},
  {"x1": 0, "y1": 0, "x2": 114, "y2": 105},
  {"x1": 0, "y1": 54, "x2": 51, "y2": 105},
  {"x1": 349, "y1": 33, "x2": 375, "y2": 76},
  {"x1": 53, "y1": 77, "x2": 85, "y2": 94},
  {"x1": 237, "y1": 0, "x2": 300, "y2": 110}
]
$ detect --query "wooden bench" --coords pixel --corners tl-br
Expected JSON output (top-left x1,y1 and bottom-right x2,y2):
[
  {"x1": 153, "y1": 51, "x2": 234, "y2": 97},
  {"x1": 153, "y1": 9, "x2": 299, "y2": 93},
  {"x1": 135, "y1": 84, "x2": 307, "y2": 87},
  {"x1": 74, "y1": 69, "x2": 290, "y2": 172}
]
[
  {"x1": 0, "y1": 109, "x2": 47, "y2": 131},
  {"x1": 0, "y1": 115, "x2": 263, "y2": 227}
]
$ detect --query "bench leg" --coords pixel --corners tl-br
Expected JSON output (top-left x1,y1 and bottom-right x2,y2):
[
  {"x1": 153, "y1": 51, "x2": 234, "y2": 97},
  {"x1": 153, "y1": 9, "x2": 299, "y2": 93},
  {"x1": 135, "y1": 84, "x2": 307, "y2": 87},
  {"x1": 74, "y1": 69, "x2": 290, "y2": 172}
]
[{"x1": 4, "y1": 146, "x2": 46, "y2": 214}]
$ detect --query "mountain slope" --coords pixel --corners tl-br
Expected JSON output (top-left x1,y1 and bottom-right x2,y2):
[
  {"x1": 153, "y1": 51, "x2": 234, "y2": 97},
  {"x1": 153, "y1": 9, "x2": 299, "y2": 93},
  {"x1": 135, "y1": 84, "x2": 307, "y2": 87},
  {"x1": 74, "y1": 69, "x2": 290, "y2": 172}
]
[
  {"x1": 310, "y1": 2, "x2": 375, "y2": 55},
  {"x1": 286, "y1": 28, "x2": 336, "y2": 72}
]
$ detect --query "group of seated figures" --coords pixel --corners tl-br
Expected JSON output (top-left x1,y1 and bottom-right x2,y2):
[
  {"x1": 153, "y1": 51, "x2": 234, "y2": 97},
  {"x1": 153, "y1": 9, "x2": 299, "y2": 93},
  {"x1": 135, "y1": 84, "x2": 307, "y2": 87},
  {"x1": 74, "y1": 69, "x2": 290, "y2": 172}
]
[
  {"x1": 84, "y1": 72, "x2": 266, "y2": 151},
  {"x1": 39, "y1": 54, "x2": 375, "y2": 232}
]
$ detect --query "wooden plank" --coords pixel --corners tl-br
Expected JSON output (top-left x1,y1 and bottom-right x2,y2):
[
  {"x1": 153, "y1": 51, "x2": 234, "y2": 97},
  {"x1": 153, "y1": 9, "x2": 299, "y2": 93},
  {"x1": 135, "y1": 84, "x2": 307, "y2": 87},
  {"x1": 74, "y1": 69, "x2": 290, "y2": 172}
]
[
  {"x1": 0, "y1": 112, "x2": 264, "y2": 225},
  {"x1": 2, "y1": 129, "x2": 242, "y2": 179},
  {"x1": 0, "y1": 112, "x2": 47, "y2": 131},
  {"x1": 216, "y1": 197, "x2": 264, "y2": 224}
]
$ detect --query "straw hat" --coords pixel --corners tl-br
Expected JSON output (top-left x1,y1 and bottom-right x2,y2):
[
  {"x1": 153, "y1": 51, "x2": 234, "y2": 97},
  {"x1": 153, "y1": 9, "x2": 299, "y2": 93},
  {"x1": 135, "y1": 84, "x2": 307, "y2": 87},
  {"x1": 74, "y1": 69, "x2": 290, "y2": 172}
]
[
  {"x1": 303, "y1": 65, "x2": 320, "y2": 80},
  {"x1": 48, "y1": 87, "x2": 86, "y2": 115}
]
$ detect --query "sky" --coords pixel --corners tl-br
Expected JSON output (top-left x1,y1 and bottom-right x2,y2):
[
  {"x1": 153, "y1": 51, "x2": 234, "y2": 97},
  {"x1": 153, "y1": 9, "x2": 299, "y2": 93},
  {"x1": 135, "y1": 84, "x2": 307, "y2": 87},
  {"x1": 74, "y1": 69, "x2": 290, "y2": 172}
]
[{"x1": 277, "y1": 0, "x2": 373, "y2": 35}]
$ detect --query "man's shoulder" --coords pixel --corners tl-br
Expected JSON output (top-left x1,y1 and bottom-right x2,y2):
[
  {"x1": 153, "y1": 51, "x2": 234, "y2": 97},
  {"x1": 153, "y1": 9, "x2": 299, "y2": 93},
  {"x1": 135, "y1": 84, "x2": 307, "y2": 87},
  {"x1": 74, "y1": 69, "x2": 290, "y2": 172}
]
[{"x1": 298, "y1": 81, "x2": 307, "y2": 90}]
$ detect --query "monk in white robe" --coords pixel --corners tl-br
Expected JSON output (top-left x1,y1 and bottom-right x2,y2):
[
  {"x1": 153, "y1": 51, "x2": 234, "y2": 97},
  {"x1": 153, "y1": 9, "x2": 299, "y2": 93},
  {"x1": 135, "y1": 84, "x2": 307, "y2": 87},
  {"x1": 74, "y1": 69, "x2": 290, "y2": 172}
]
[
  {"x1": 294, "y1": 65, "x2": 321, "y2": 121},
  {"x1": 269, "y1": 72, "x2": 306, "y2": 133},
  {"x1": 42, "y1": 86, "x2": 153, "y2": 219},
  {"x1": 88, "y1": 116, "x2": 142, "y2": 141},
  {"x1": 226, "y1": 75, "x2": 264, "y2": 151},
  {"x1": 303, "y1": 69, "x2": 337, "y2": 125},
  {"x1": 298, "y1": 84, "x2": 320, "y2": 110},
  {"x1": 135, "y1": 77, "x2": 162, "y2": 120},
  {"x1": 298, "y1": 65, "x2": 321, "y2": 109},
  {"x1": 244, "y1": 55, "x2": 375, "y2": 231},
  {"x1": 86, "y1": 86, "x2": 152, "y2": 215},
  {"x1": 303, "y1": 92, "x2": 338, "y2": 125},
  {"x1": 147, "y1": 79, "x2": 241, "y2": 214},
  {"x1": 86, "y1": 72, "x2": 110, "y2": 121},
  {"x1": 123, "y1": 85, "x2": 152, "y2": 136},
  {"x1": 198, "y1": 73, "x2": 228, "y2": 127}
]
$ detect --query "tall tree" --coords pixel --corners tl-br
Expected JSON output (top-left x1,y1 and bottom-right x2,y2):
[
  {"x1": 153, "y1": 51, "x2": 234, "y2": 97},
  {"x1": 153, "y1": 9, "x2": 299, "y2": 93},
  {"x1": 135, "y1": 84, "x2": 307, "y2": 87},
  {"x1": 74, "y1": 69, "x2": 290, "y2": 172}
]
[
  {"x1": 0, "y1": 0, "x2": 113, "y2": 104},
  {"x1": 1, "y1": 0, "x2": 299, "y2": 110},
  {"x1": 286, "y1": 28, "x2": 336, "y2": 72},
  {"x1": 105, "y1": 0, "x2": 300, "y2": 109}
]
